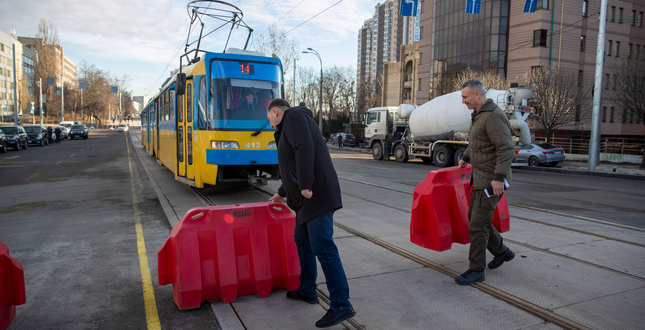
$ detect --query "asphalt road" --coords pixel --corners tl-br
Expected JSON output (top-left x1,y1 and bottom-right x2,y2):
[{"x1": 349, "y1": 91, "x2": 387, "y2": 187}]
[
  {"x1": 328, "y1": 150, "x2": 645, "y2": 231},
  {"x1": 0, "y1": 130, "x2": 219, "y2": 330}
]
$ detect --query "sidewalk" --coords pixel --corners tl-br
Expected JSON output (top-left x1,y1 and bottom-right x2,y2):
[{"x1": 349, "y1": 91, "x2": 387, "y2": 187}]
[{"x1": 130, "y1": 131, "x2": 645, "y2": 330}]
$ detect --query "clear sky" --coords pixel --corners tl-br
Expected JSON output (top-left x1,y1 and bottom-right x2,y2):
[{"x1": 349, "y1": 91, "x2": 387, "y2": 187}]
[{"x1": 0, "y1": 0, "x2": 377, "y2": 99}]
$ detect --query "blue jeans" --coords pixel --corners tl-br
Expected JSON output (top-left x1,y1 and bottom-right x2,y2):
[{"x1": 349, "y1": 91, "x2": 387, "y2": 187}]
[{"x1": 294, "y1": 211, "x2": 352, "y2": 310}]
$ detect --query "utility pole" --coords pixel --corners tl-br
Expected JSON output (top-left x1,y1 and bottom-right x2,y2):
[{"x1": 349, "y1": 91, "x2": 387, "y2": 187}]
[
  {"x1": 61, "y1": 47, "x2": 65, "y2": 121},
  {"x1": 589, "y1": 0, "x2": 608, "y2": 171},
  {"x1": 39, "y1": 78, "x2": 43, "y2": 126},
  {"x1": 293, "y1": 58, "x2": 296, "y2": 105}
]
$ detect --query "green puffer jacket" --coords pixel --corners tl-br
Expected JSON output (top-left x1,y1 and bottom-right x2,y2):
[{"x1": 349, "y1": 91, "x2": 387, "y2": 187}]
[{"x1": 461, "y1": 99, "x2": 514, "y2": 190}]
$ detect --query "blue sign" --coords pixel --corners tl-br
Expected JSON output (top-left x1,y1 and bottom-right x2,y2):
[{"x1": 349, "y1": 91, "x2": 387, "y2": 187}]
[
  {"x1": 79, "y1": 82, "x2": 87, "y2": 90},
  {"x1": 400, "y1": 0, "x2": 418, "y2": 17},
  {"x1": 111, "y1": 86, "x2": 118, "y2": 93},
  {"x1": 46, "y1": 77, "x2": 55, "y2": 85},
  {"x1": 466, "y1": 0, "x2": 481, "y2": 14},
  {"x1": 2, "y1": 108, "x2": 6, "y2": 112},
  {"x1": 523, "y1": 0, "x2": 537, "y2": 13}
]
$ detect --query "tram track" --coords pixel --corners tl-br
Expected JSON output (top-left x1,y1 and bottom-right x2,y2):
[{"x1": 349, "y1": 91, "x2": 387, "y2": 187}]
[{"x1": 191, "y1": 180, "x2": 640, "y2": 330}]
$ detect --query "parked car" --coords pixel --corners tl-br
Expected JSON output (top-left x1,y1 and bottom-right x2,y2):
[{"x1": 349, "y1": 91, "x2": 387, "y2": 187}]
[
  {"x1": 341, "y1": 133, "x2": 356, "y2": 147},
  {"x1": 117, "y1": 124, "x2": 129, "y2": 132},
  {"x1": 24, "y1": 125, "x2": 49, "y2": 146},
  {"x1": 515, "y1": 142, "x2": 566, "y2": 166},
  {"x1": 69, "y1": 124, "x2": 89, "y2": 139},
  {"x1": 0, "y1": 130, "x2": 7, "y2": 153},
  {"x1": 59, "y1": 125, "x2": 70, "y2": 139},
  {"x1": 0, "y1": 126, "x2": 28, "y2": 150},
  {"x1": 329, "y1": 133, "x2": 339, "y2": 145}
]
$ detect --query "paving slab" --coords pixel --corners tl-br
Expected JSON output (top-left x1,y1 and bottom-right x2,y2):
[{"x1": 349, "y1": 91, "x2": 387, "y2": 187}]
[
  {"x1": 549, "y1": 239, "x2": 645, "y2": 279},
  {"x1": 553, "y1": 286, "x2": 645, "y2": 330},
  {"x1": 334, "y1": 205, "x2": 410, "y2": 238},
  {"x1": 504, "y1": 218, "x2": 603, "y2": 249},
  {"x1": 318, "y1": 267, "x2": 547, "y2": 330},
  {"x1": 446, "y1": 250, "x2": 645, "y2": 311},
  {"x1": 338, "y1": 179, "x2": 413, "y2": 211}
]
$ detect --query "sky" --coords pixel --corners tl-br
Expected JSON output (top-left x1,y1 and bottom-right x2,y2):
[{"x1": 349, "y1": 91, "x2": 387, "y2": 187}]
[{"x1": 0, "y1": 0, "x2": 377, "y2": 99}]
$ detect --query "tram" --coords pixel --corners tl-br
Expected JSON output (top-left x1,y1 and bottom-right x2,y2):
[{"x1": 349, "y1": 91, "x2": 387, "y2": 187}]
[
  {"x1": 142, "y1": 49, "x2": 283, "y2": 188},
  {"x1": 141, "y1": 1, "x2": 283, "y2": 188}
]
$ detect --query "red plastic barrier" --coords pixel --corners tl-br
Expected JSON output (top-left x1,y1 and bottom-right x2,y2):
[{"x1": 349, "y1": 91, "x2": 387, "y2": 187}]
[
  {"x1": 158, "y1": 202, "x2": 301, "y2": 310},
  {"x1": 410, "y1": 165, "x2": 510, "y2": 251},
  {"x1": 0, "y1": 242, "x2": 26, "y2": 330}
]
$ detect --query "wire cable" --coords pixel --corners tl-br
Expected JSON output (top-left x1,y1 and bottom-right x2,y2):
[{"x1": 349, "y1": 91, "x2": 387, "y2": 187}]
[{"x1": 281, "y1": 0, "x2": 344, "y2": 36}]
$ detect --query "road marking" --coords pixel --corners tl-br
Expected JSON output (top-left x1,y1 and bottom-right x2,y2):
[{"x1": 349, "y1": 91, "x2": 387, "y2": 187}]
[
  {"x1": 26, "y1": 173, "x2": 39, "y2": 181},
  {"x1": 0, "y1": 165, "x2": 25, "y2": 168},
  {"x1": 5, "y1": 156, "x2": 19, "y2": 159},
  {"x1": 69, "y1": 154, "x2": 75, "y2": 158},
  {"x1": 55, "y1": 161, "x2": 62, "y2": 165},
  {"x1": 125, "y1": 133, "x2": 161, "y2": 330},
  {"x1": 509, "y1": 203, "x2": 645, "y2": 231}
]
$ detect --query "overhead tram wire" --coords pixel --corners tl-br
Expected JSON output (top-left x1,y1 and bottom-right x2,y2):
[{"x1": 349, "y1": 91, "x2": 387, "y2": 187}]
[
  {"x1": 281, "y1": 0, "x2": 344, "y2": 37},
  {"x1": 258, "y1": 0, "x2": 306, "y2": 36}
]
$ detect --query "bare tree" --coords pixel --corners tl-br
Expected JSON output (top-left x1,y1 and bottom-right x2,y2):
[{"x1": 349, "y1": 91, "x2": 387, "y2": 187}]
[
  {"x1": 253, "y1": 25, "x2": 299, "y2": 76},
  {"x1": 453, "y1": 67, "x2": 509, "y2": 91},
  {"x1": 356, "y1": 73, "x2": 383, "y2": 115},
  {"x1": 33, "y1": 20, "x2": 60, "y2": 122},
  {"x1": 609, "y1": 58, "x2": 645, "y2": 168},
  {"x1": 520, "y1": 66, "x2": 592, "y2": 143}
]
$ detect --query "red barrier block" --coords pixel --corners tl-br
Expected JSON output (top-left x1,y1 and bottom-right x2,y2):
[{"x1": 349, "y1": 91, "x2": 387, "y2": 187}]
[
  {"x1": 158, "y1": 202, "x2": 301, "y2": 310},
  {"x1": 0, "y1": 241, "x2": 26, "y2": 330},
  {"x1": 410, "y1": 165, "x2": 510, "y2": 251}
]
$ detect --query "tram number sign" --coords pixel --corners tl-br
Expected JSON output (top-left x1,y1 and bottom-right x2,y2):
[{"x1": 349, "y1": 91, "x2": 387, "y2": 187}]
[
  {"x1": 246, "y1": 142, "x2": 260, "y2": 149},
  {"x1": 240, "y1": 63, "x2": 255, "y2": 75}
]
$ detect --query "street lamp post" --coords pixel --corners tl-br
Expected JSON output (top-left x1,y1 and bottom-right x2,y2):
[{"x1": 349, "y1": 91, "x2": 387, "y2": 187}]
[{"x1": 302, "y1": 48, "x2": 323, "y2": 134}]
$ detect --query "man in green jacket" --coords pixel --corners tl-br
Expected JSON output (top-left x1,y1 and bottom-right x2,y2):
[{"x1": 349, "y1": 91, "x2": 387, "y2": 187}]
[{"x1": 456, "y1": 79, "x2": 516, "y2": 285}]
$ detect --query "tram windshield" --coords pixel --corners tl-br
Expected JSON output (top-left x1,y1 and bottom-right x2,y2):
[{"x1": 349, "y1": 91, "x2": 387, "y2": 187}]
[{"x1": 206, "y1": 59, "x2": 282, "y2": 130}]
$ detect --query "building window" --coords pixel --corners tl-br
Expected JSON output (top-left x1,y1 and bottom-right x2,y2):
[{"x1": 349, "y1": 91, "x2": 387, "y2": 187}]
[
  {"x1": 619, "y1": 8, "x2": 623, "y2": 23},
  {"x1": 609, "y1": 107, "x2": 615, "y2": 123},
  {"x1": 580, "y1": 35, "x2": 586, "y2": 52},
  {"x1": 537, "y1": 0, "x2": 549, "y2": 10},
  {"x1": 628, "y1": 43, "x2": 633, "y2": 59},
  {"x1": 616, "y1": 41, "x2": 621, "y2": 57},
  {"x1": 607, "y1": 40, "x2": 612, "y2": 56},
  {"x1": 602, "y1": 107, "x2": 607, "y2": 122},
  {"x1": 613, "y1": 75, "x2": 617, "y2": 90},
  {"x1": 583, "y1": 0, "x2": 589, "y2": 17},
  {"x1": 639, "y1": 12, "x2": 644, "y2": 27},
  {"x1": 610, "y1": 6, "x2": 615, "y2": 22},
  {"x1": 576, "y1": 105, "x2": 581, "y2": 121},
  {"x1": 578, "y1": 70, "x2": 584, "y2": 87},
  {"x1": 629, "y1": 109, "x2": 634, "y2": 123},
  {"x1": 534, "y1": 29, "x2": 548, "y2": 47},
  {"x1": 622, "y1": 108, "x2": 627, "y2": 123},
  {"x1": 605, "y1": 73, "x2": 610, "y2": 89},
  {"x1": 637, "y1": 45, "x2": 641, "y2": 60},
  {"x1": 632, "y1": 10, "x2": 637, "y2": 26}
]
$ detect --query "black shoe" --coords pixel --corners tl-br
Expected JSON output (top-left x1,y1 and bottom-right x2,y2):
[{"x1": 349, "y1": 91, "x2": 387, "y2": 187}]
[
  {"x1": 286, "y1": 290, "x2": 319, "y2": 304},
  {"x1": 455, "y1": 269, "x2": 485, "y2": 285},
  {"x1": 488, "y1": 248, "x2": 515, "y2": 269},
  {"x1": 315, "y1": 308, "x2": 356, "y2": 328}
]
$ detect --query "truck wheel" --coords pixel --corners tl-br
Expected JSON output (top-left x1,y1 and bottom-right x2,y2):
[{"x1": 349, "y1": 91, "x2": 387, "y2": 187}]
[
  {"x1": 372, "y1": 142, "x2": 383, "y2": 160},
  {"x1": 433, "y1": 146, "x2": 454, "y2": 167},
  {"x1": 454, "y1": 147, "x2": 467, "y2": 166},
  {"x1": 394, "y1": 144, "x2": 408, "y2": 163}
]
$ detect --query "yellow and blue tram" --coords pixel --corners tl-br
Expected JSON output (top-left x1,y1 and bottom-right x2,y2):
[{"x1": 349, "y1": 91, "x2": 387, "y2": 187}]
[{"x1": 141, "y1": 49, "x2": 283, "y2": 188}]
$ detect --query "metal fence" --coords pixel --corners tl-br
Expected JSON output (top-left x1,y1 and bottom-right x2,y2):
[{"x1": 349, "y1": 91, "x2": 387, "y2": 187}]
[{"x1": 533, "y1": 137, "x2": 644, "y2": 155}]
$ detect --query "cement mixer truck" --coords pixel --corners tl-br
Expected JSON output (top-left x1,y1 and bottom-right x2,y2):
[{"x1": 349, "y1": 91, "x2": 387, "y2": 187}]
[{"x1": 364, "y1": 83, "x2": 535, "y2": 167}]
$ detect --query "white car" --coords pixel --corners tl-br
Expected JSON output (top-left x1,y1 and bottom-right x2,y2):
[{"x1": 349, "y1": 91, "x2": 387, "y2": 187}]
[{"x1": 116, "y1": 124, "x2": 129, "y2": 132}]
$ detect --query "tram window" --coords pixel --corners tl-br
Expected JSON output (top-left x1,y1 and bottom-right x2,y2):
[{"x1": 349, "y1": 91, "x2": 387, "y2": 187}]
[
  {"x1": 197, "y1": 76, "x2": 208, "y2": 130},
  {"x1": 187, "y1": 83, "x2": 193, "y2": 123},
  {"x1": 178, "y1": 94, "x2": 183, "y2": 122},
  {"x1": 170, "y1": 90, "x2": 175, "y2": 121},
  {"x1": 209, "y1": 78, "x2": 280, "y2": 122}
]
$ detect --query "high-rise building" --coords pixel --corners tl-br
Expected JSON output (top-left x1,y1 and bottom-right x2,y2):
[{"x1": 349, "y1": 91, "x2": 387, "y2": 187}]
[
  {"x1": 416, "y1": 0, "x2": 644, "y2": 138},
  {"x1": 18, "y1": 37, "x2": 77, "y2": 93},
  {"x1": 0, "y1": 30, "x2": 25, "y2": 117}
]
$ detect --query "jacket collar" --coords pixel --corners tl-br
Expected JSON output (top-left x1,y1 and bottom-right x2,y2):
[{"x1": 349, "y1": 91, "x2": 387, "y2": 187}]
[{"x1": 472, "y1": 99, "x2": 496, "y2": 119}]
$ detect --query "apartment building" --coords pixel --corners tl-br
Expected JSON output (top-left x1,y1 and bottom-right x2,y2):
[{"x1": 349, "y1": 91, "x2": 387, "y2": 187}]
[{"x1": 0, "y1": 30, "x2": 21, "y2": 116}]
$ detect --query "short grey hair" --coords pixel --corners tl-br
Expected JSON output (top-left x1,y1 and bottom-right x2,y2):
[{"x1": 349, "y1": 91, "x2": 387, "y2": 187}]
[{"x1": 461, "y1": 79, "x2": 486, "y2": 94}]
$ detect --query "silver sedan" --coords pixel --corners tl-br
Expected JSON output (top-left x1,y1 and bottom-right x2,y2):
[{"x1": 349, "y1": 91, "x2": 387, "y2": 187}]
[{"x1": 515, "y1": 142, "x2": 566, "y2": 166}]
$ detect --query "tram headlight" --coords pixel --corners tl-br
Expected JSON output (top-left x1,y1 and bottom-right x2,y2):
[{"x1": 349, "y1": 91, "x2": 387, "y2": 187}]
[
  {"x1": 211, "y1": 141, "x2": 239, "y2": 149},
  {"x1": 268, "y1": 141, "x2": 277, "y2": 149}
]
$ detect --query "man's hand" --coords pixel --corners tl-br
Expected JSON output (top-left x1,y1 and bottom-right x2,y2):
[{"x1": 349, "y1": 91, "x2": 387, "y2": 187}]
[
  {"x1": 457, "y1": 160, "x2": 467, "y2": 168},
  {"x1": 301, "y1": 189, "x2": 313, "y2": 199},
  {"x1": 269, "y1": 193, "x2": 285, "y2": 203},
  {"x1": 491, "y1": 180, "x2": 504, "y2": 196}
]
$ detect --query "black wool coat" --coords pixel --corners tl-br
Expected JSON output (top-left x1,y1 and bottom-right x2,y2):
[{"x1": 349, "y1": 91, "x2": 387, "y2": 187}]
[{"x1": 275, "y1": 106, "x2": 343, "y2": 227}]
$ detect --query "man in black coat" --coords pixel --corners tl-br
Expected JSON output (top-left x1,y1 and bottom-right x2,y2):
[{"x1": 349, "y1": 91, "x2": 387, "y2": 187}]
[{"x1": 267, "y1": 98, "x2": 355, "y2": 328}]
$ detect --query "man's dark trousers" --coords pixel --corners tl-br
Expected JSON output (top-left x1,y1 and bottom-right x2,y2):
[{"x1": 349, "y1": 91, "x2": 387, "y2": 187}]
[
  {"x1": 293, "y1": 211, "x2": 352, "y2": 310},
  {"x1": 468, "y1": 189, "x2": 507, "y2": 272}
]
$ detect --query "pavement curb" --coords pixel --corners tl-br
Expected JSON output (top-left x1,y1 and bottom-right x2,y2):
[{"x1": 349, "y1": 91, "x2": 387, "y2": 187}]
[{"x1": 513, "y1": 165, "x2": 645, "y2": 181}]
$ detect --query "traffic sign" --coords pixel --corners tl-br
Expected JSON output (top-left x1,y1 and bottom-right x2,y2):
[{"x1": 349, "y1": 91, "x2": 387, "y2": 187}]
[
  {"x1": 523, "y1": 0, "x2": 537, "y2": 13},
  {"x1": 111, "y1": 86, "x2": 118, "y2": 93},
  {"x1": 46, "y1": 77, "x2": 55, "y2": 85},
  {"x1": 79, "y1": 82, "x2": 87, "y2": 90},
  {"x1": 466, "y1": 0, "x2": 481, "y2": 14},
  {"x1": 2, "y1": 108, "x2": 6, "y2": 112},
  {"x1": 400, "y1": 0, "x2": 418, "y2": 17}
]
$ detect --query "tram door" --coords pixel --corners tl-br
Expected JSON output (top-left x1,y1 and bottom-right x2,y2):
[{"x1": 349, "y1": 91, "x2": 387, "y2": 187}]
[
  {"x1": 150, "y1": 104, "x2": 156, "y2": 157},
  {"x1": 185, "y1": 82, "x2": 194, "y2": 180},
  {"x1": 177, "y1": 88, "x2": 186, "y2": 177},
  {"x1": 155, "y1": 99, "x2": 160, "y2": 160}
]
